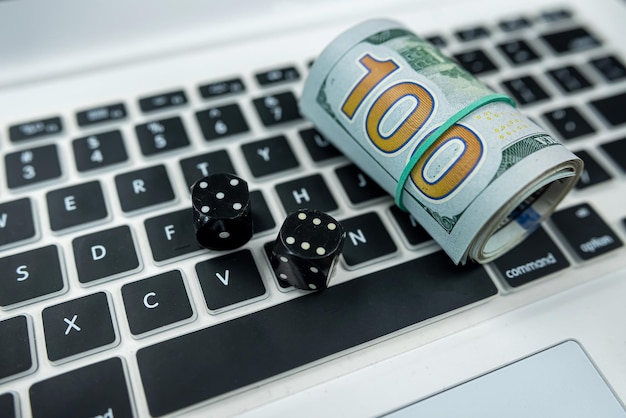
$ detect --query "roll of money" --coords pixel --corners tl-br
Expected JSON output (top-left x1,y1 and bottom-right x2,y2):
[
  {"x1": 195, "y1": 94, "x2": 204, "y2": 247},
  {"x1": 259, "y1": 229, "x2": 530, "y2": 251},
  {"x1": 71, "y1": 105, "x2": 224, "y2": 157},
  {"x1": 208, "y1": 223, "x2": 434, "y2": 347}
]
[{"x1": 300, "y1": 19, "x2": 583, "y2": 264}]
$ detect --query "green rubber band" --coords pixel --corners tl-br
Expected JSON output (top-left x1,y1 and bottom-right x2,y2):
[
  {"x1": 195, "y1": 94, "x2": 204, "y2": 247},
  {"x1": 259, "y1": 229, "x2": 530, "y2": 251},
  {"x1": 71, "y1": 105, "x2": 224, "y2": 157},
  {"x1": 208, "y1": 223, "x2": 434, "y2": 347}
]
[{"x1": 394, "y1": 93, "x2": 516, "y2": 211}]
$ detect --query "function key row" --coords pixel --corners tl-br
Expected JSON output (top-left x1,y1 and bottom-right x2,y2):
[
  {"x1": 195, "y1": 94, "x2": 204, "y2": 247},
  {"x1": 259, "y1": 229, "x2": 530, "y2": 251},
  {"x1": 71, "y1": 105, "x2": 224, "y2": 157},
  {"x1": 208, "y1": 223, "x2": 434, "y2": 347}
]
[
  {"x1": 4, "y1": 91, "x2": 301, "y2": 189},
  {"x1": 5, "y1": 62, "x2": 303, "y2": 143}
]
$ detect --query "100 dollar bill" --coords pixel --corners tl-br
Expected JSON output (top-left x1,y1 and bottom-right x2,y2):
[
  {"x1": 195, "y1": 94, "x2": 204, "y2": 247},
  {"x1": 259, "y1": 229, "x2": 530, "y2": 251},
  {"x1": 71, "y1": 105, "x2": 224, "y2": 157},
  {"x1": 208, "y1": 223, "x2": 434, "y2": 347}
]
[{"x1": 300, "y1": 20, "x2": 582, "y2": 264}]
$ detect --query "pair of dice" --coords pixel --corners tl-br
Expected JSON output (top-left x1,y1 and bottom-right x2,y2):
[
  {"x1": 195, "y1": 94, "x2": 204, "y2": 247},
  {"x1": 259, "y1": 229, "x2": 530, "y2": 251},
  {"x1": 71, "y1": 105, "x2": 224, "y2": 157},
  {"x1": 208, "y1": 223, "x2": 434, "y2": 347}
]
[{"x1": 191, "y1": 173, "x2": 345, "y2": 291}]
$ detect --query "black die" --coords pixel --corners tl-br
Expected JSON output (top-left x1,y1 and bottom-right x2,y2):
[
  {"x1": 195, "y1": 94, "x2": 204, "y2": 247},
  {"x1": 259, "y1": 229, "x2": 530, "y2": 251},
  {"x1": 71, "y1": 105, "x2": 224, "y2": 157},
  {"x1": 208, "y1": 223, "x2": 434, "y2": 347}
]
[
  {"x1": 271, "y1": 209, "x2": 345, "y2": 291},
  {"x1": 191, "y1": 173, "x2": 253, "y2": 250}
]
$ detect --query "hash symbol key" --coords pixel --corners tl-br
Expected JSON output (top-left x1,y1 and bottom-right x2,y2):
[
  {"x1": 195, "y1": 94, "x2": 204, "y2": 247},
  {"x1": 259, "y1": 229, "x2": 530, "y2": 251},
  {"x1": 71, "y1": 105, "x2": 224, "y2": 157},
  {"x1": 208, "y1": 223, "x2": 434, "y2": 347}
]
[
  {"x1": 5, "y1": 144, "x2": 62, "y2": 189},
  {"x1": 551, "y1": 203, "x2": 623, "y2": 260}
]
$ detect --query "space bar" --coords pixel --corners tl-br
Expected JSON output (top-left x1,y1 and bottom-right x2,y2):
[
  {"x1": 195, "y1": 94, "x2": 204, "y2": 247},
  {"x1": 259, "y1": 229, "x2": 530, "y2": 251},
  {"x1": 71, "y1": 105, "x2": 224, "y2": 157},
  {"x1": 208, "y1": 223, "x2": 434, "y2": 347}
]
[{"x1": 137, "y1": 251, "x2": 497, "y2": 417}]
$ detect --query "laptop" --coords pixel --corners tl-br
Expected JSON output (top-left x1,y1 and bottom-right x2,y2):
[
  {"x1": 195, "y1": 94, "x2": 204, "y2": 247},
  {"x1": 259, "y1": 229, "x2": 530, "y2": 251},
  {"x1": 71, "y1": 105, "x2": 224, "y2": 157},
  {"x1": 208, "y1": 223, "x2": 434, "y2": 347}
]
[{"x1": 1, "y1": 0, "x2": 626, "y2": 416}]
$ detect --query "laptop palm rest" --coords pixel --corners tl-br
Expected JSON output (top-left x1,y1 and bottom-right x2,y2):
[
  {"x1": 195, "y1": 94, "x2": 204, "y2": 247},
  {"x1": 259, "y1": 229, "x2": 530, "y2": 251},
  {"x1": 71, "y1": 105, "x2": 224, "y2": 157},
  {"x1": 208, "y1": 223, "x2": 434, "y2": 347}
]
[{"x1": 386, "y1": 340, "x2": 626, "y2": 417}]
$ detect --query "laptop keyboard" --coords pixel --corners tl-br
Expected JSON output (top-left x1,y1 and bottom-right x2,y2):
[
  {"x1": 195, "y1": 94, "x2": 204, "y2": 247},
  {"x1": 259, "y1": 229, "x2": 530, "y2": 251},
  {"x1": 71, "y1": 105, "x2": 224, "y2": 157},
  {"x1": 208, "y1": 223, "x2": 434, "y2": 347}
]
[{"x1": 1, "y1": 6, "x2": 626, "y2": 417}]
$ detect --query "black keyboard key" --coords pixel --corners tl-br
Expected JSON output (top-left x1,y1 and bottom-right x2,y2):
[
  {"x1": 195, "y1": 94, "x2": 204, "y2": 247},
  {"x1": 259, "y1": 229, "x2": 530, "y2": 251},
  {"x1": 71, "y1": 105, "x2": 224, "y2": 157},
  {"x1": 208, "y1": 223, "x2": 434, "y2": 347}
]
[
  {"x1": 196, "y1": 103, "x2": 249, "y2": 141},
  {"x1": 551, "y1": 203, "x2": 622, "y2": 260},
  {"x1": 452, "y1": 49, "x2": 498, "y2": 75},
  {"x1": 0, "y1": 315, "x2": 34, "y2": 383},
  {"x1": 46, "y1": 181, "x2": 108, "y2": 232},
  {"x1": 199, "y1": 77, "x2": 245, "y2": 99},
  {"x1": 73, "y1": 225, "x2": 140, "y2": 285},
  {"x1": 589, "y1": 92, "x2": 626, "y2": 127},
  {"x1": 542, "y1": 107, "x2": 595, "y2": 140},
  {"x1": 5, "y1": 144, "x2": 62, "y2": 189},
  {"x1": 241, "y1": 135, "x2": 299, "y2": 177},
  {"x1": 389, "y1": 205, "x2": 432, "y2": 247},
  {"x1": 499, "y1": 16, "x2": 531, "y2": 32},
  {"x1": 72, "y1": 130, "x2": 128, "y2": 172},
  {"x1": 590, "y1": 55, "x2": 626, "y2": 82},
  {"x1": 29, "y1": 357, "x2": 133, "y2": 418},
  {"x1": 497, "y1": 40, "x2": 540, "y2": 65},
  {"x1": 502, "y1": 76, "x2": 550, "y2": 105},
  {"x1": 601, "y1": 137, "x2": 626, "y2": 172},
  {"x1": 195, "y1": 249, "x2": 266, "y2": 311},
  {"x1": 139, "y1": 90, "x2": 187, "y2": 113},
  {"x1": 250, "y1": 190, "x2": 275, "y2": 234},
  {"x1": 9, "y1": 116, "x2": 62, "y2": 142},
  {"x1": 76, "y1": 103, "x2": 127, "y2": 127},
  {"x1": 492, "y1": 227, "x2": 569, "y2": 288},
  {"x1": 121, "y1": 270, "x2": 193, "y2": 336},
  {"x1": 335, "y1": 163, "x2": 387, "y2": 205},
  {"x1": 540, "y1": 8, "x2": 573, "y2": 22},
  {"x1": 0, "y1": 245, "x2": 65, "y2": 308},
  {"x1": 135, "y1": 117, "x2": 190, "y2": 156},
  {"x1": 255, "y1": 66, "x2": 300, "y2": 86},
  {"x1": 180, "y1": 150, "x2": 237, "y2": 189},
  {"x1": 115, "y1": 165, "x2": 175, "y2": 213},
  {"x1": 547, "y1": 65, "x2": 593, "y2": 93},
  {"x1": 0, "y1": 198, "x2": 36, "y2": 248},
  {"x1": 425, "y1": 35, "x2": 447, "y2": 48},
  {"x1": 0, "y1": 392, "x2": 17, "y2": 418},
  {"x1": 137, "y1": 250, "x2": 496, "y2": 417},
  {"x1": 262, "y1": 241, "x2": 292, "y2": 290},
  {"x1": 299, "y1": 127, "x2": 342, "y2": 162},
  {"x1": 145, "y1": 208, "x2": 203, "y2": 262},
  {"x1": 42, "y1": 292, "x2": 116, "y2": 362},
  {"x1": 252, "y1": 91, "x2": 302, "y2": 126},
  {"x1": 574, "y1": 150, "x2": 612, "y2": 189},
  {"x1": 275, "y1": 174, "x2": 338, "y2": 214},
  {"x1": 541, "y1": 27, "x2": 601, "y2": 55},
  {"x1": 455, "y1": 26, "x2": 490, "y2": 42},
  {"x1": 341, "y1": 212, "x2": 397, "y2": 267}
]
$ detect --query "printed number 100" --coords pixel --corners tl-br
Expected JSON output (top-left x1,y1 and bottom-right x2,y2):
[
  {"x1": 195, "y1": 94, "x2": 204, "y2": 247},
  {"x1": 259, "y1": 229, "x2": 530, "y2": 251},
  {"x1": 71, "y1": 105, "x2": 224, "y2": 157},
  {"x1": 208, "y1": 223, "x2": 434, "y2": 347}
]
[{"x1": 340, "y1": 53, "x2": 483, "y2": 200}]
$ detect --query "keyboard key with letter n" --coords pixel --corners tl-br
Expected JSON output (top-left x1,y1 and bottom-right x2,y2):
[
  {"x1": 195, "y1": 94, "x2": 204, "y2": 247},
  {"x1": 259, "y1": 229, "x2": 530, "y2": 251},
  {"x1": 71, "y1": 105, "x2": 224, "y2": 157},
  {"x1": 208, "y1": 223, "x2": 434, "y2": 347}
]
[{"x1": 137, "y1": 251, "x2": 496, "y2": 417}]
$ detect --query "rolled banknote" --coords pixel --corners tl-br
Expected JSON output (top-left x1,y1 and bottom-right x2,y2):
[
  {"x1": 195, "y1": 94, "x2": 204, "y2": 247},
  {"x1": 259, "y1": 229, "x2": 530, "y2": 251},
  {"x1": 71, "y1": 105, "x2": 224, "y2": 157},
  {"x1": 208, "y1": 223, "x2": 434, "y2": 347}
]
[{"x1": 300, "y1": 19, "x2": 583, "y2": 264}]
